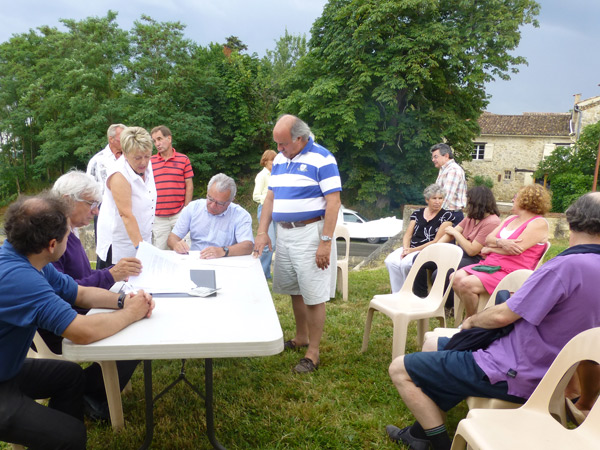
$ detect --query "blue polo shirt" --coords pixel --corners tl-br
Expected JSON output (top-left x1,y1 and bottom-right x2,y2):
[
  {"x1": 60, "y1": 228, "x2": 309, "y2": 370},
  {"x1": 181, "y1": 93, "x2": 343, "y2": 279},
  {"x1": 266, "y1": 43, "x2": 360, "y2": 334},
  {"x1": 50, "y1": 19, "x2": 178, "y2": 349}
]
[
  {"x1": 0, "y1": 241, "x2": 78, "y2": 381},
  {"x1": 270, "y1": 137, "x2": 342, "y2": 223}
]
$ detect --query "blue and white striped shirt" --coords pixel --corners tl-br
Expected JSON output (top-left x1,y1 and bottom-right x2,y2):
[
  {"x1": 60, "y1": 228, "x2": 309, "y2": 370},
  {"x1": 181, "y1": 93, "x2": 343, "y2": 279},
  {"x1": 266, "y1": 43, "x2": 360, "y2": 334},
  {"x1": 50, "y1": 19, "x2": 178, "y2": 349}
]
[{"x1": 270, "y1": 137, "x2": 342, "y2": 223}]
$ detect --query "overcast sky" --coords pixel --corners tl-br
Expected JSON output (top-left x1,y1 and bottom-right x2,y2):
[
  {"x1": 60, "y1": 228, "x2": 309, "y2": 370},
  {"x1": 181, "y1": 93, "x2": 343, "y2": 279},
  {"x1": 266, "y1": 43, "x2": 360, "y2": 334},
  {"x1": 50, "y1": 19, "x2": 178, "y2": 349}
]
[{"x1": 1, "y1": 0, "x2": 598, "y2": 115}]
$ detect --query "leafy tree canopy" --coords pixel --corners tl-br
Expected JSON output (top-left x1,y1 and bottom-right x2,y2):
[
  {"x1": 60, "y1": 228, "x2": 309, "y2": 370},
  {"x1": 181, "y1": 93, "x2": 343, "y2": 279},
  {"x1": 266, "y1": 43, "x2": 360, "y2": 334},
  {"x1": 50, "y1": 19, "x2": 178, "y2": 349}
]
[{"x1": 279, "y1": 0, "x2": 539, "y2": 208}]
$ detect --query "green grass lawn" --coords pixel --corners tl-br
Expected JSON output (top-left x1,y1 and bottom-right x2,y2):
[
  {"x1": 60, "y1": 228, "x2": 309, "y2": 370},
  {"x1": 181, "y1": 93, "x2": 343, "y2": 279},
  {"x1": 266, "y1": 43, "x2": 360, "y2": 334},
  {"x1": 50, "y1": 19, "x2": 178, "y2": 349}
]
[{"x1": 2, "y1": 239, "x2": 568, "y2": 449}]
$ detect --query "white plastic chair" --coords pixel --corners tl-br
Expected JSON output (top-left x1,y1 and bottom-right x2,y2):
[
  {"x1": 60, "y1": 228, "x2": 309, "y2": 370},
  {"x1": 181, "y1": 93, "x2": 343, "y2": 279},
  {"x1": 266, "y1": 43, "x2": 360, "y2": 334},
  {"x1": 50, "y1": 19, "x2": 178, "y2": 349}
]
[
  {"x1": 362, "y1": 243, "x2": 463, "y2": 359},
  {"x1": 30, "y1": 332, "x2": 127, "y2": 431},
  {"x1": 451, "y1": 326, "x2": 600, "y2": 450},
  {"x1": 335, "y1": 224, "x2": 351, "y2": 301},
  {"x1": 454, "y1": 242, "x2": 551, "y2": 322}
]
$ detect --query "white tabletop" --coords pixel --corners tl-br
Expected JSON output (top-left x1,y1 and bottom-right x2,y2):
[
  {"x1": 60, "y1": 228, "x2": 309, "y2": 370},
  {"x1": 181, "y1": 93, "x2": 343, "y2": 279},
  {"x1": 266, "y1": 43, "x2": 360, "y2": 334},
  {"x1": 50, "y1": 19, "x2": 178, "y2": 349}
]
[{"x1": 63, "y1": 255, "x2": 284, "y2": 361}]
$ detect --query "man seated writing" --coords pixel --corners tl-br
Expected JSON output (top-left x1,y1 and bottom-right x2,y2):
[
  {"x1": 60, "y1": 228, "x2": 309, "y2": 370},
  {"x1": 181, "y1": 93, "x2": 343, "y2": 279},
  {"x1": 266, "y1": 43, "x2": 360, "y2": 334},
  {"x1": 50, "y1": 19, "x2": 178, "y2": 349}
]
[
  {"x1": 386, "y1": 192, "x2": 600, "y2": 450},
  {"x1": 167, "y1": 173, "x2": 254, "y2": 258}
]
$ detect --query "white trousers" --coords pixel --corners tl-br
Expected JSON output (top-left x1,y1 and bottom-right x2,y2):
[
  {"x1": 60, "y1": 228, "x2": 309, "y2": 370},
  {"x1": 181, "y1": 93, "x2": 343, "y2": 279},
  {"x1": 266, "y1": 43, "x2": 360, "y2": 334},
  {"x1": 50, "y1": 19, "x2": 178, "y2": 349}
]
[{"x1": 384, "y1": 247, "x2": 420, "y2": 294}]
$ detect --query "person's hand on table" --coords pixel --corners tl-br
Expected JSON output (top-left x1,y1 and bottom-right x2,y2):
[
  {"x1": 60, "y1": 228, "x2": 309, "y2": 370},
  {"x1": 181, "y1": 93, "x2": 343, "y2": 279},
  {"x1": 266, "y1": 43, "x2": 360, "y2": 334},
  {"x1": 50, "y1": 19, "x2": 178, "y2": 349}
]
[
  {"x1": 126, "y1": 290, "x2": 155, "y2": 319},
  {"x1": 200, "y1": 246, "x2": 225, "y2": 259},
  {"x1": 173, "y1": 239, "x2": 190, "y2": 254},
  {"x1": 109, "y1": 257, "x2": 142, "y2": 281}
]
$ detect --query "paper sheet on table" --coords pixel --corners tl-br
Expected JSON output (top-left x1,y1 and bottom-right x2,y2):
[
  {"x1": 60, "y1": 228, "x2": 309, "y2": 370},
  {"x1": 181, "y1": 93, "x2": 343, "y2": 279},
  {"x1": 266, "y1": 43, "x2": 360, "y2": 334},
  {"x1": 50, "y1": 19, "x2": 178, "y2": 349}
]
[
  {"x1": 128, "y1": 242, "x2": 197, "y2": 293},
  {"x1": 175, "y1": 252, "x2": 257, "y2": 268}
]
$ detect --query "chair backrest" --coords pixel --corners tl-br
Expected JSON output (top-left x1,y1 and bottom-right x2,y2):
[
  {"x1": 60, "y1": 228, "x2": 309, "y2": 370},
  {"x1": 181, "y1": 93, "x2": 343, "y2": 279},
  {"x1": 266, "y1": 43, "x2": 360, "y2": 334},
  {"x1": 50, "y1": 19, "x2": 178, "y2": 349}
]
[
  {"x1": 335, "y1": 223, "x2": 350, "y2": 262},
  {"x1": 401, "y1": 243, "x2": 463, "y2": 304},
  {"x1": 483, "y1": 269, "x2": 533, "y2": 310},
  {"x1": 522, "y1": 327, "x2": 600, "y2": 419},
  {"x1": 535, "y1": 241, "x2": 551, "y2": 269},
  {"x1": 30, "y1": 332, "x2": 64, "y2": 360}
]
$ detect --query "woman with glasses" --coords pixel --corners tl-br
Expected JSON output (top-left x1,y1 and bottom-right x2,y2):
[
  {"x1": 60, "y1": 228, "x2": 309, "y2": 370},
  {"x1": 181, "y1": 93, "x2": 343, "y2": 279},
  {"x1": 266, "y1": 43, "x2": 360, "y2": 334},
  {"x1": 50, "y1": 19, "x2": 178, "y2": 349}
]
[
  {"x1": 96, "y1": 127, "x2": 157, "y2": 267},
  {"x1": 51, "y1": 170, "x2": 142, "y2": 292},
  {"x1": 48, "y1": 170, "x2": 142, "y2": 420}
]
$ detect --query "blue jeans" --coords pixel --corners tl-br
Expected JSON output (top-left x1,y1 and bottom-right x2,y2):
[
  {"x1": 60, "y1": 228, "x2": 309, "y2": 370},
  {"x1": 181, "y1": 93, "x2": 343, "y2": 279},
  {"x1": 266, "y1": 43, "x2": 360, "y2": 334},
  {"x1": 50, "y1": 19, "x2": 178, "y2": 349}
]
[{"x1": 257, "y1": 204, "x2": 276, "y2": 279}]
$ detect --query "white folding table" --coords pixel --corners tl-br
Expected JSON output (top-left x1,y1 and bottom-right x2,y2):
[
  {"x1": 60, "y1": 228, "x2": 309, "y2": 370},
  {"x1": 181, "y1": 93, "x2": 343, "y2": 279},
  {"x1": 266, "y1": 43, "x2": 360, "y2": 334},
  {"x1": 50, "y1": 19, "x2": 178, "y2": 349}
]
[{"x1": 63, "y1": 255, "x2": 283, "y2": 449}]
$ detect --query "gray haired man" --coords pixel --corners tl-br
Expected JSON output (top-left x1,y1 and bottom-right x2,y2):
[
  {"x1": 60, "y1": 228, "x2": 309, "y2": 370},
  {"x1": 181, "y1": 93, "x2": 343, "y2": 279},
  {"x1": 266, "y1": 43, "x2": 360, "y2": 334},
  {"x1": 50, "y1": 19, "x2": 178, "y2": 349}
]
[{"x1": 167, "y1": 173, "x2": 254, "y2": 258}]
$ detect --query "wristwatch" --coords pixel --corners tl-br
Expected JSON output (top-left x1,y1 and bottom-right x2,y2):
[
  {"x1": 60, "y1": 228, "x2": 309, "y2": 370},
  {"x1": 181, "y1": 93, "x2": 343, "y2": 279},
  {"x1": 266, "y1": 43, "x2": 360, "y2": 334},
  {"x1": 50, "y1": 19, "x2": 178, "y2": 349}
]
[
  {"x1": 117, "y1": 292, "x2": 126, "y2": 309},
  {"x1": 320, "y1": 235, "x2": 333, "y2": 242},
  {"x1": 222, "y1": 246, "x2": 229, "y2": 257}
]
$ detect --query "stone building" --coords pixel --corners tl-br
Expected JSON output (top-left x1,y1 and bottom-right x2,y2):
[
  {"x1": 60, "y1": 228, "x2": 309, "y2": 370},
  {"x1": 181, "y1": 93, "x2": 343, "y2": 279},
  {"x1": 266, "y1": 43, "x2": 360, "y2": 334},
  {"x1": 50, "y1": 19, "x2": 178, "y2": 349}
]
[
  {"x1": 462, "y1": 112, "x2": 571, "y2": 201},
  {"x1": 462, "y1": 94, "x2": 600, "y2": 202}
]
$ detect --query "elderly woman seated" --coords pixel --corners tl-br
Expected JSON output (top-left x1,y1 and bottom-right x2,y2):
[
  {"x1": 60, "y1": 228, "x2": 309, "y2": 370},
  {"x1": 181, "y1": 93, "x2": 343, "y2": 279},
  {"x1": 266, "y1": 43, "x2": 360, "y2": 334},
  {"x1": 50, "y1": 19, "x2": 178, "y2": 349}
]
[
  {"x1": 452, "y1": 184, "x2": 551, "y2": 318},
  {"x1": 385, "y1": 184, "x2": 454, "y2": 293},
  {"x1": 412, "y1": 185, "x2": 501, "y2": 300},
  {"x1": 41, "y1": 170, "x2": 142, "y2": 421}
]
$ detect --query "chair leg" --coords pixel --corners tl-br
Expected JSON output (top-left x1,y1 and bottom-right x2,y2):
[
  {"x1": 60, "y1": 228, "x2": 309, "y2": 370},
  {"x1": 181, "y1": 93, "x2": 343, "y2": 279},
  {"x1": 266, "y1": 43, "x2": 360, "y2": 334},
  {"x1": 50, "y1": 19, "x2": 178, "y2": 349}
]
[
  {"x1": 454, "y1": 293, "x2": 465, "y2": 323},
  {"x1": 391, "y1": 317, "x2": 410, "y2": 360},
  {"x1": 416, "y1": 318, "x2": 430, "y2": 348},
  {"x1": 122, "y1": 380, "x2": 133, "y2": 395},
  {"x1": 449, "y1": 431, "x2": 467, "y2": 450},
  {"x1": 361, "y1": 307, "x2": 376, "y2": 353},
  {"x1": 99, "y1": 361, "x2": 125, "y2": 431}
]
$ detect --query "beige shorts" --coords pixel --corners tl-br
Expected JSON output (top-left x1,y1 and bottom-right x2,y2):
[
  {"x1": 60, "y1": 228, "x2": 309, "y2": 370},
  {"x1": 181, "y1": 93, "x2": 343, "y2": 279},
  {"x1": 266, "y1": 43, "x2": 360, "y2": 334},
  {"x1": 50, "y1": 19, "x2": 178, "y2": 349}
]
[{"x1": 273, "y1": 220, "x2": 336, "y2": 305}]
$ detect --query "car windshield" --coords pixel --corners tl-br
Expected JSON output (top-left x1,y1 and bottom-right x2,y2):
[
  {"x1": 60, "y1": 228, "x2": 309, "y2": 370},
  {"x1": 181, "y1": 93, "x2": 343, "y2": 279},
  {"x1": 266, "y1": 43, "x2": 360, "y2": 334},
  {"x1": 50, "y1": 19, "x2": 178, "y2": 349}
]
[{"x1": 343, "y1": 211, "x2": 369, "y2": 223}]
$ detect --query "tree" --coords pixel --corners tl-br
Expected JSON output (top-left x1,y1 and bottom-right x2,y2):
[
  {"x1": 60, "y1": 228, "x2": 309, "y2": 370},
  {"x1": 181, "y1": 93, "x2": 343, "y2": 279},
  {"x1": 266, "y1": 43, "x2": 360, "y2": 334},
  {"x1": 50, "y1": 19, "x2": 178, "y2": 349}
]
[
  {"x1": 279, "y1": 0, "x2": 539, "y2": 208},
  {"x1": 535, "y1": 121, "x2": 600, "y2": 212}
]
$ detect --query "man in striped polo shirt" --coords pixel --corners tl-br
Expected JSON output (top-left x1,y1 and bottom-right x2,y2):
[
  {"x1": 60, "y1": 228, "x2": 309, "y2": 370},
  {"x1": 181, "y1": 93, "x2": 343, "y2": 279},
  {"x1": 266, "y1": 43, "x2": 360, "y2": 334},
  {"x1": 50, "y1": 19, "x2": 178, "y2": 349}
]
[
  {"x1": 150, "y1": 126, "x2": 194, "y2": 249},
  {"x1": 254, "y1": 115, "x2": 342, "y2": 374}
]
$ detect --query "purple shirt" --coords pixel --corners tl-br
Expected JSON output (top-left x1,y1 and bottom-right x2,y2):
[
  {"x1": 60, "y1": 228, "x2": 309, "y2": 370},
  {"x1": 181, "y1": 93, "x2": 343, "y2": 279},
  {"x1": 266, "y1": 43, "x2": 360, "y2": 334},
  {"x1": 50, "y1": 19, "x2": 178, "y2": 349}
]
[
  {"x1": 473, "y1": 250, "x2": 600, "y2": 399},
  {"x1": 52, "y1": 232, "x2": 115, "y2": 290}
]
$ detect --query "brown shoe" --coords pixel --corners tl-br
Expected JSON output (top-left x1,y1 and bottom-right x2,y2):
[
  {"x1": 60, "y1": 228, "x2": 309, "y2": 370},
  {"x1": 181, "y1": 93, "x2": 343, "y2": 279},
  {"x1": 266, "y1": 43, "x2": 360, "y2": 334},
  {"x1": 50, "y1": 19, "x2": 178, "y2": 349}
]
[
  {"x1": 293, "y1": 357, "x2": 319, "y2": 373},
  {"x1": 284, "y1": 340, "x2": 308, "y2": 351}
]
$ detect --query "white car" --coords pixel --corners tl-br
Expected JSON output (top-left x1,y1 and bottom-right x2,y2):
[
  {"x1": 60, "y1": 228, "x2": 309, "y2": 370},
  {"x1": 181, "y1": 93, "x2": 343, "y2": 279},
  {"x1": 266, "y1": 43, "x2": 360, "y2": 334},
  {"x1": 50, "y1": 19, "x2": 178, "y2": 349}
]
[{"x1": 341, "y1": 207, "x2": 403, "y2": 244}]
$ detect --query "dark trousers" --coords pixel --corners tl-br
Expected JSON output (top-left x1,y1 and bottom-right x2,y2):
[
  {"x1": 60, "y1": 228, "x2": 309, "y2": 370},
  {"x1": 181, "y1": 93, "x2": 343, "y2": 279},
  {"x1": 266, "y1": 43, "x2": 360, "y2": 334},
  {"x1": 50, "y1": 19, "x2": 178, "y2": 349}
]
[
  {"x1": 413, "y1": 252, "x2": 482, "y2": 306},
  {"x1": 96, "y1": 245, "x2": 112, "y2": 270},
  {"x1": 37, "y1": 328, "x2": 139, "y2": 403},
  {"x1": 0, "y1": 358, "x2": 87, "y2": 449}
]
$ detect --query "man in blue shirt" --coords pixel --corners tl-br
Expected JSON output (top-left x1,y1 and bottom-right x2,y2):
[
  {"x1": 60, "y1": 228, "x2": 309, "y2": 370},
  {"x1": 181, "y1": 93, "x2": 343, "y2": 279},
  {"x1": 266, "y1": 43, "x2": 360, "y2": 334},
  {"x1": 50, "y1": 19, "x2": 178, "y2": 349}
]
[
  {"x1": 167, "y1": 173, "x2": 254, "y2": 258},
  {"x1": 0, "y1": 193, "x2": 154, "y2": 449},
  {"x1": 254, "y1": 114, "x2": 342, "y2": 373}
]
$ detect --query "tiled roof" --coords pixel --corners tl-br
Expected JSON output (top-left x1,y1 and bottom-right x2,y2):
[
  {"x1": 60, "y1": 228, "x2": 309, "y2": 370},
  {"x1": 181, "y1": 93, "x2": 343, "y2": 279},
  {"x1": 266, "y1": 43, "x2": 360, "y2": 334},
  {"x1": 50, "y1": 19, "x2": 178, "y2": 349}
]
[
  {"x1": 478, "y1": 112, "x2": 570, "y2": 137},
  {"x1": 576, "y1": 95, "x2": 600, "y2": 110}
]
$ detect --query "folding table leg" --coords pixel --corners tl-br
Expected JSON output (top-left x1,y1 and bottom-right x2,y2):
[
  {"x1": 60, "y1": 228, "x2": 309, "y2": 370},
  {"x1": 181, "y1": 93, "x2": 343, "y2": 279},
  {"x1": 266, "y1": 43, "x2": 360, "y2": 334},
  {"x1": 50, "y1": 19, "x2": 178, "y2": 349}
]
[{"x1": 205, "y1": 358, "x2": 226, "y2": 450}]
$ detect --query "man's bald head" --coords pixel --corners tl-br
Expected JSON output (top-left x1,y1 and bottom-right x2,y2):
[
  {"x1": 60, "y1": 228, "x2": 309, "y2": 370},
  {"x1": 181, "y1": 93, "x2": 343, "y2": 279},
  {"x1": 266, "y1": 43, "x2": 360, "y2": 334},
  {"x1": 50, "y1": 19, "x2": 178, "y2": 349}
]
[
  {"x1": 4, "y1": 193, "x2": 70, "y2": 255},
  {"x1": 273, "y1": 114, "x2": 311, "y2": 159}
]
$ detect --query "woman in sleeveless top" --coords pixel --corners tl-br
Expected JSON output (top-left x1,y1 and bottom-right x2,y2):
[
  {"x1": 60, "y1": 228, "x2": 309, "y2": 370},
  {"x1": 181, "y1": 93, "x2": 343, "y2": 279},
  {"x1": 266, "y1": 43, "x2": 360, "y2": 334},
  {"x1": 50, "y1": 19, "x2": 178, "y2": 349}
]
[{"x1": 452, "y1": 184, "x2": 551, "y2": 318}]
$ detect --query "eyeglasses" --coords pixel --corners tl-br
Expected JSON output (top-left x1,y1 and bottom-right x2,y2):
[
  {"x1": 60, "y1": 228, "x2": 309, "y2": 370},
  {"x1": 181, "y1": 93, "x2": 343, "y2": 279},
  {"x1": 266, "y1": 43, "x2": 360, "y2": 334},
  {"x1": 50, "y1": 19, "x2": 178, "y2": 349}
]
[
  {"x1": 79, "y1": 199, "x2": 100, "y2": 211},
  {"x1": 207, "y1": 195, "x2": 230, "y2": 207}
]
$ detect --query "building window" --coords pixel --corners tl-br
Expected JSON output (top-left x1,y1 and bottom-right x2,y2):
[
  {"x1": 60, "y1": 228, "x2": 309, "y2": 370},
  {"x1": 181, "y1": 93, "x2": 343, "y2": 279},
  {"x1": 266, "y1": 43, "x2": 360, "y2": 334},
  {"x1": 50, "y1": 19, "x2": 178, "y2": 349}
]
[
  {"x1": 504, "y1": 170, "x2": 512, "y2": 180},
  {"x1": 472, "y1": 143, "x2": 485, "y2": 160}
]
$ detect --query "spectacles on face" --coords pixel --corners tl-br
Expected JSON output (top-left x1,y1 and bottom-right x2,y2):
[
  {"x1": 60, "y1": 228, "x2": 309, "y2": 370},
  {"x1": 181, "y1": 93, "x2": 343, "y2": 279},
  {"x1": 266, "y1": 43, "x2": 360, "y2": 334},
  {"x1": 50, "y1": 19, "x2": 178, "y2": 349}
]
[
  {"x1": 207, "y1": 195, "x2": 230, "y2": 207},
  {"x1": 79, "y1": 198, "x2": 100, "y2": 211}
]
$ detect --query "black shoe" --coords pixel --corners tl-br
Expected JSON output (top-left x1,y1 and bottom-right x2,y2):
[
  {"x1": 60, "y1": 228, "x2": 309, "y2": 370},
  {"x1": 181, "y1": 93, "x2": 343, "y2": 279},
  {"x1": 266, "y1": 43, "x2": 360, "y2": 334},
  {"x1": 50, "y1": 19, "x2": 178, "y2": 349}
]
[
  {"x1": 386, "y1": 425, "x2": 431, "y2": 450},
  {"x1": 84, "y1": 395, "x2": 110, "y2": 422}
]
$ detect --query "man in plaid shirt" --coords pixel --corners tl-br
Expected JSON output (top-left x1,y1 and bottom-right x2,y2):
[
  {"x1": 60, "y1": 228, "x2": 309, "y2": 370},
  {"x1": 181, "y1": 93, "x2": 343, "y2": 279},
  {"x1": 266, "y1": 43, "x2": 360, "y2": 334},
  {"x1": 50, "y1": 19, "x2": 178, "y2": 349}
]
[{"x1": 430, "y1": 143, "x2": 466, "y2": 225}]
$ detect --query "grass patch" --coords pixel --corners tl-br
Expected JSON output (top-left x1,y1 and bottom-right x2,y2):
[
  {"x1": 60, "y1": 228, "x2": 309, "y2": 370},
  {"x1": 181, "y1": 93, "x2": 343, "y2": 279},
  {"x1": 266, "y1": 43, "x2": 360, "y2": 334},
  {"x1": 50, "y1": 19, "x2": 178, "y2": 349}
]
[{"x1": 2, "y1": 239, "x2": 568, "y2": 449}]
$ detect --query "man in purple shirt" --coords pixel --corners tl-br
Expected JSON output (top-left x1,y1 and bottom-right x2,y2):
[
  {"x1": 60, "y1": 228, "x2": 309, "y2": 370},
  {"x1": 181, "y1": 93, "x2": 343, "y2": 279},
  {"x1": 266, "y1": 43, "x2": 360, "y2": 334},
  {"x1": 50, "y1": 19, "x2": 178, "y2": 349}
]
[{"x1": 386, "y1": 192, "x2": 600, "y2": 450}]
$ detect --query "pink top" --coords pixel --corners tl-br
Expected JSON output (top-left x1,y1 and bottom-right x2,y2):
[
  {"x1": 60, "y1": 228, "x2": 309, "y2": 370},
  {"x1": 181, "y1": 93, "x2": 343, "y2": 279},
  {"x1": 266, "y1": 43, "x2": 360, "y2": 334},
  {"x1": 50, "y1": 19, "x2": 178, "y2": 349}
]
[{"x1": 463, "y1": 215, "x2": 547, "y2": 294}]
